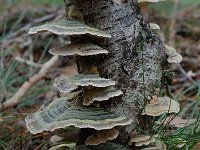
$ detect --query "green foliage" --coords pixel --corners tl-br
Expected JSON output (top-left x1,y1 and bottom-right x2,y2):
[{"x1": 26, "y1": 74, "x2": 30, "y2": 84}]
[
  {"x1": 150, "y1": 0, "x2": 200, "y2": 15},
  {"x1": 31, "y1": 0, "x2": 63, "y2": 5},
  {"x1": 161, "y1": 120, "x2": 200, "y2": 149},
  {"x1": 161, "y1": 70, "x2": 175, "y2": 86},
  {"x1": 156, "y1": 80, "x2": 200, "y2": 149}
]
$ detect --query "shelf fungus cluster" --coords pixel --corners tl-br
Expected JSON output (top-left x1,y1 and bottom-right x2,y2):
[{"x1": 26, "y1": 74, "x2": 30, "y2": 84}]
[
  {"x1": 25, "y1": 7, "x2": 132, "y2": 149},
  {"x1": 164, "y1": 45, "x2": 182, "y2": 63},
  {"x1": 25, "y1": 0, "x2": 182, "y2": 149},
  {"x1": 129, "y1": 131, "x2": 166, "y2": 149},
  {"x1": 138, "y1": 0, "x2": 182, "y2": 64},
  {"x1": 129, "y1": 96, "x2": 179, "y2": 148}
]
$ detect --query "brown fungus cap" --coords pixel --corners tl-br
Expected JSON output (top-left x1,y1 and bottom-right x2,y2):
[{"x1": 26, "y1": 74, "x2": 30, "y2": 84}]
[
  {"x1": 85, "y1": 128, "x2": 119, "y2": 145},
  {"x1": 141, "y1": 139, "x2": 167, "y2": 150},
  {"x1": 142, "y1": 96, "x2": 180, "y2": 116},
  {"x1": 130, "y1": 132, "x2": 159, "y2": 147},
  {"x1": 135, "y1": 137, "x2": 156, "y2": 147},
  {"x1": 130, "y1": 134, "x2": 151, "y2": 143},
  {"x1": 83, "y1": 87, "x2": 123, "y2": 106}
]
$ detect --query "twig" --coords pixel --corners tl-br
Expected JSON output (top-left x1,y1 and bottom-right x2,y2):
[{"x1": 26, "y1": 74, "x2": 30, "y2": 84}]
[
  {"x1": 176, "y1": 63, "x2": 194, "y2": 83},
  {"x1": 1, "y1": 13, "x2": 56, "y2": 43},
  {"x1": 15, "y1": 56, "x2": 43, "y2": 68},
  {"x1": 0, "y1": 56, "x2": 59, "y2": 111}
]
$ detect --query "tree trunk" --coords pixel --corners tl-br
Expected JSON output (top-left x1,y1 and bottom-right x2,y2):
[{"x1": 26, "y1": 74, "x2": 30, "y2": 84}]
[{"x1": 64, "y1": 0, "x2": 166, "y2": 146}]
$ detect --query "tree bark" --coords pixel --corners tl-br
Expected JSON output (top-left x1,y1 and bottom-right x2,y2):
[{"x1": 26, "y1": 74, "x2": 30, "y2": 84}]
[{"x1": 64, "y1": 0, "x2": 166, "y2": 145}]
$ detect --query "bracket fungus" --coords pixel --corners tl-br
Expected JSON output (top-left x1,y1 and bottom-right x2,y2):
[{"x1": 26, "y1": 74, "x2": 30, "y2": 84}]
[
  {"x1": 138, "y1": 0, "x2": 166, "y2": 7},
  {"x1": 92, "y1": 87, "x2": 123, "y2": 102},
  {"x1": 24, "y1": 0, "x2": 171, "y2": 148},
  {"x1": 138, "y1": 0, "x2": 165, "y2": 3},
  {"x1": 165, "y1": 45, "x2": 182, "y2": 63},
  {"x1": 130, "y1": 131, "x2": 157, "y2": 147},
  {"x1": 142, "y1": 96, "x2": 180, "y2": 116},
  {"x1": 28, "y1": 19, "x2": 111, "y2": 38},
  {"x1": 25, "y1": 93, "x2": 132, "y2": 134},
  {"x1": 149, "y1": 23, "x2": 160, "y2": 30},
  {"x1": 141, "y1": 140, "x2": 167, "y2": 150},
  {"x1": 130, "y1": 134, "x2": 151, "y2": 143},
  {"x1": 50, "y1": 135, "x2": 64, "y2": 145},
  {"x1": 83, "y1": 87, "x2": 123, "y2": 106},
  {"x1": 50, "y1": 127, "x2": 80, "y2": 144},
  {"x1": 49, "y1": 43, "x2": 108, "y2": 56},
  {"x1": 49, "y1": 143, "x2": 76, "y2": 150},
  {"x1": 54, "y1": 74, "x2": 116, "y2": 93},
  {"x1": 85, "y1": 128, "x2": 119, "y2": 145},
  {"x1": 135, "y1": 137, "x2": 155, "y2": 147}
]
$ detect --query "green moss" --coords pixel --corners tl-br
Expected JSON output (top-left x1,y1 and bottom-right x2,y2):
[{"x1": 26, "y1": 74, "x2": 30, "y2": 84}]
[
  {"x1": 161, "y1": 70, "x2": 175, "y2": 86},
  {"x1": 154, "y1": 79, "x2": 161, "y2": 89}
]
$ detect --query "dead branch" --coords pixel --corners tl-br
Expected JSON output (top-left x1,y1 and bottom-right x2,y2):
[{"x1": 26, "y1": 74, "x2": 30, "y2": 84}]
[{"x1": 0, "y1": 56, "x2": 59, "y2": 111}]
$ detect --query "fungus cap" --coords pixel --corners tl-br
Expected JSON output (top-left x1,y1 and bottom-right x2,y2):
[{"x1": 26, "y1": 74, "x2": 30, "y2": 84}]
[
  {"x1": 83, "y1": 87, "x2": 123, "y2": 106},
  {"x1": 149, "y1": 23, "x2": 160, "y2": 30},
  {"x1": 165, "y1": 45, "x2": 182, "y2": 63},
  {"x1": 50, "y1": 135, "x2": 64, "y2": 145},
  {"x1": 28, "y1": 18, "x2": 111, "y2": 38},
  {"x1": 25, "y1": 93, "x2": 132, "y2": 134},
  {"x1": 93, "y1": 88, "x2": 123, "y2": 102},
  {"x1": 54, "y1": 74, "x2": 116, "y2": 93},
  {"x1": 49, "y1": 43, "x2": 108, "y2": 56},
  {"x1": 138, "y1": 0, "x2": 165, "y2": 3},
  {"x1": 130, "y1": 134, "x2": 151, "y2": 143},
  {"x1": 85, "y1": 128, "x2": 119, "y2": 145},
  {"x1": 142, "y1": 96, "x2": 180, "y2": 116},
  {"x1": 135, "y1": 137, "x2": 156, "y2": 147},
  {"x1": 49, "y1": 143, "x2": 76, "y2": 150},
  {"x1": 141, "y1": 140, "x2": 166, "y2": 150},
  {"x1": 77, "y1": 78, "x2": 116, "y2": 87}
]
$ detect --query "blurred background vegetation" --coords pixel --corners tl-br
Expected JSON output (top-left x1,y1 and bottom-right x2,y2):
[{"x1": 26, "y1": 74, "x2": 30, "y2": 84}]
[{"x1": 0, "y1": 0, "x2": 200, "y2": 149}]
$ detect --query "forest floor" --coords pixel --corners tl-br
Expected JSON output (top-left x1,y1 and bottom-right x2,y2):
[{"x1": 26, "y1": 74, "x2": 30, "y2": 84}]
[{"x1": 0, "y1": 0, "x2": 200, "y2": 149}]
